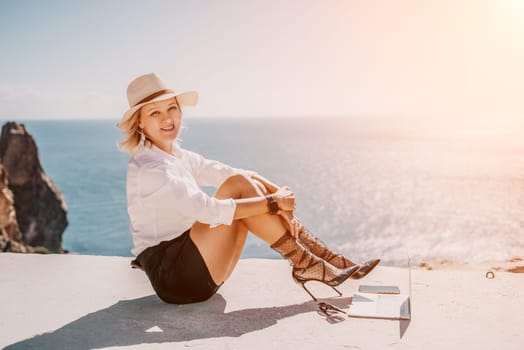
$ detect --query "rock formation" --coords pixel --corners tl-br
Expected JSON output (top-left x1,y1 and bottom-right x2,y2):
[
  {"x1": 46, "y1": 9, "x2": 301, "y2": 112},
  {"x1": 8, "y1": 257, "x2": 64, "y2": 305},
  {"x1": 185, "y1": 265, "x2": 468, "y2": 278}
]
[
  {"x1": 0, "y1": 121, "x2": 67, "y2": 253},
  {"x1": 0, "y1": 164, "x2": 33, "y2": 252}
]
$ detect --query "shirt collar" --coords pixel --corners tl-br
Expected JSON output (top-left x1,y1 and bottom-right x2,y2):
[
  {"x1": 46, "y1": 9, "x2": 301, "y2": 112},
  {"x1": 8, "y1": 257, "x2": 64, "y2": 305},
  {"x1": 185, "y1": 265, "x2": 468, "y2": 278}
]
[{"x1": 148, "y1": 142, "x2": 183, "y2": 159}]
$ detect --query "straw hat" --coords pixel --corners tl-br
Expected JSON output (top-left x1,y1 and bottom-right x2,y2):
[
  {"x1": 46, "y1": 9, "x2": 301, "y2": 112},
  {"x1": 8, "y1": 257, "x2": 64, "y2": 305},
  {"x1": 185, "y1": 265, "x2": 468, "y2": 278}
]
[{"x1": 116, "y1": 73, "x2": 198, "y2": 128}]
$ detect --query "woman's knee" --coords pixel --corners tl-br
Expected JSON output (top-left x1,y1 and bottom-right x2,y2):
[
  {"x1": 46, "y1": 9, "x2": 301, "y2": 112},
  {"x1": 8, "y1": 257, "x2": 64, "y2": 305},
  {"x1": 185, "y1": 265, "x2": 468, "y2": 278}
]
[
  {"x1": 218, "y1": 173, "x2": 261, "y2": 197},
  {"x1": 252, "y1": 179, "x2": 268, "y2": 195},
  {"x1": 224, "y1": 173, "x2": 252, "y2": 185}
]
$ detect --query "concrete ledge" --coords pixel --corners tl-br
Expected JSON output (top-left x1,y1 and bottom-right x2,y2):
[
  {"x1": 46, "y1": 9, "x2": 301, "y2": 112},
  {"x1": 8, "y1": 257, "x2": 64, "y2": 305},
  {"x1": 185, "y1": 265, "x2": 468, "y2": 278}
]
[{"x1": 1, "y1": 253, "x2": 522, "y2": 349}]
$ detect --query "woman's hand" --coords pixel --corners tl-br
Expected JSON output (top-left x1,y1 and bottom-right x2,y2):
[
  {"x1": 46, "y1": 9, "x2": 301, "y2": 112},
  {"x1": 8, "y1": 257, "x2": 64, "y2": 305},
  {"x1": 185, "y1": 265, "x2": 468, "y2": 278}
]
[
  {"x1": 273, "y1": 186, "x2": 295, "y2": 211},
  {"x1": 272, "y1": 186, "x2": 302, "y2": 238}
]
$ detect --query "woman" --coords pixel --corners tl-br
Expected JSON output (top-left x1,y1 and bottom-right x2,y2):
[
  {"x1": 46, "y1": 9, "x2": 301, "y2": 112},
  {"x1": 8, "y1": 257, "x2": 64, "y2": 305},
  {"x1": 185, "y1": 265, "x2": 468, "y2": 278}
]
[{"x1": 115, "y1": 73, "x2": 379, "y2": 304}]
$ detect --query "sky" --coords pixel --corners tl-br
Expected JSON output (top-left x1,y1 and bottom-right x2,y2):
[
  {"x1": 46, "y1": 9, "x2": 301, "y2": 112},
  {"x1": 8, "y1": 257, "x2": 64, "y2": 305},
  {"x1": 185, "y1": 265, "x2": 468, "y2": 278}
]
[{"x1": 0, "y1": 0, "x2": 523, "y2": 120}]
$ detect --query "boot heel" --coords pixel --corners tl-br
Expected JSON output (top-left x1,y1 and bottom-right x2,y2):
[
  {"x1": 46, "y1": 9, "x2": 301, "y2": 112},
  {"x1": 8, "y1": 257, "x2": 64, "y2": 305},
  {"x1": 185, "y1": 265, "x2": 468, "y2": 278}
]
[
  {"x1": 295, "y1": 277, "x2": 343, "y2": 302},
  {"x1": 330, "y1": 286, "x2": 342, "y2": 297},
  {"x1": 299, "y1": 280, "x2": 319, "y2": 302}
]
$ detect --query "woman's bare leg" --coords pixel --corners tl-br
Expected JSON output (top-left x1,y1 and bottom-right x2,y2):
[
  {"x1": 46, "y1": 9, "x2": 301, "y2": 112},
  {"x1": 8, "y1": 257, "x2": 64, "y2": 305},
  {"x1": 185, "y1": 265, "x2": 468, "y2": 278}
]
[{"x1": 190, "y1": 174, "x2": 288, "y2": 285}]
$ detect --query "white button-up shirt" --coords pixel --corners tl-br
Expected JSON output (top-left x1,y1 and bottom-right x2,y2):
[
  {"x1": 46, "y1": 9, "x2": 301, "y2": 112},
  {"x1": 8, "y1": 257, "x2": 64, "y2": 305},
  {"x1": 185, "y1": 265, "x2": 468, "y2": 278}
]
[{"x1": 126, "y1": 142, "x2": 258, "y2": 256}]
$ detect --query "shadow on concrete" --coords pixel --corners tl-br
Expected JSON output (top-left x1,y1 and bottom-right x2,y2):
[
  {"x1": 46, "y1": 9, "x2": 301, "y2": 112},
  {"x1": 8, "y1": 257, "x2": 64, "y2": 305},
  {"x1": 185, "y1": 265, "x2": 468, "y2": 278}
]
[
  {"x1": 399, "y1": 318, "x2": 411, "y2": 338},
  {"x1": 399, "y1": 296, "x2": 411, "y2": 338},
  {"x1": 5, "y1": 293, "x2": 344, "y2": 349}
]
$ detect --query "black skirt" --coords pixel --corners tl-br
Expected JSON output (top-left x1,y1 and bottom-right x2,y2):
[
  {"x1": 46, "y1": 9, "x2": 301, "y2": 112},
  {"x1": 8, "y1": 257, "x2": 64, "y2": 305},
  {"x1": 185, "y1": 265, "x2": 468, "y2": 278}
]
[{"x1": 131, "y1": 228, "x2": 222, "y2": 304}]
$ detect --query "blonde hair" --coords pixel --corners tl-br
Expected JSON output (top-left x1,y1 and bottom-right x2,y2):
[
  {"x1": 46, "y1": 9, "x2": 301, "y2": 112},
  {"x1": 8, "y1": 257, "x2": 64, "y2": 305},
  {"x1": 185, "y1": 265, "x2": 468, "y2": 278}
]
[
  {"x1": 115, "y1": 103, "x2": 185, "y2": 155},
  {"x1": 115, "y1": 109, "x2": 149, "y2": 155}
]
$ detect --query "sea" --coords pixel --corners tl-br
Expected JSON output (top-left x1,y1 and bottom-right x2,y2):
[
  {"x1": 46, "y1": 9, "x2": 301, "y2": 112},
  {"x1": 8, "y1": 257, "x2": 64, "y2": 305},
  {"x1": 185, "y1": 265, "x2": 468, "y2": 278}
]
[{"x1": 10, "y1": 116, "x2": 524, "y2": 266}]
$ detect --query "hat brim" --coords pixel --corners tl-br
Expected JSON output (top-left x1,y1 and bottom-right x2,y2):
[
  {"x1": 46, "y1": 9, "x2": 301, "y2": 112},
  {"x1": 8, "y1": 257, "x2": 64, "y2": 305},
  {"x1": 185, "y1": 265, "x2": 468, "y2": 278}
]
[{"x1": 116, "y1": 90, "x2": 198, "y2": 129}]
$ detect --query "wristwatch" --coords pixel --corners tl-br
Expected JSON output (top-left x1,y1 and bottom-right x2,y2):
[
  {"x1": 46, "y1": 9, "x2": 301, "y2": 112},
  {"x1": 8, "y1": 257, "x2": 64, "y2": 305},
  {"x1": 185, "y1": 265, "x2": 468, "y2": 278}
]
[{"x1": 266, "y1": 195, "x2": 279, "y2": 215}]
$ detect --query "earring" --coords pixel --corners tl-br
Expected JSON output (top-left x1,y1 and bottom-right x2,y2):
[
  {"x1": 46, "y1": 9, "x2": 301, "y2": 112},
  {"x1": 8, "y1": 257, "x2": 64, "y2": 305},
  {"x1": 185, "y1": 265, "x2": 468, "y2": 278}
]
[{"x1": 137, "y1": 128, "x2": 145, "y2": 147}]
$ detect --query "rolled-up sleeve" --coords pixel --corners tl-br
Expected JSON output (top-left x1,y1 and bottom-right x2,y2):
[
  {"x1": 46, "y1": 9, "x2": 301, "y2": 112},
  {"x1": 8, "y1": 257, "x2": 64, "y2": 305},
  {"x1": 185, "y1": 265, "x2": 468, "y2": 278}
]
[
  {"x1": 188, "y1": 151, "x2": 258, "y2": 187},
  {"x1": 138, "y1": 164, "x2": 237, "y2": 227}
]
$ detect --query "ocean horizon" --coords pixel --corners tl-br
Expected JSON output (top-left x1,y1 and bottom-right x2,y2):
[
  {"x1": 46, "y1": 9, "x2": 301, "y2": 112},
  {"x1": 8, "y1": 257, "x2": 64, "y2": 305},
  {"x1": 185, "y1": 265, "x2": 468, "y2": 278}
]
[{"x1": 7, "y1": 116, "x2": 524, "y2": 266}]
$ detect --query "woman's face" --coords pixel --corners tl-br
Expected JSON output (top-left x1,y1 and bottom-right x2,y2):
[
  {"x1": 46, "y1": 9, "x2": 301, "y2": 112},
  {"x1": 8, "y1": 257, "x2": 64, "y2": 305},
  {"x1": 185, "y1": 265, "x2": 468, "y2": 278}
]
[{"x1": 138, "y1": 97, "x2": 181, "y2": 153}]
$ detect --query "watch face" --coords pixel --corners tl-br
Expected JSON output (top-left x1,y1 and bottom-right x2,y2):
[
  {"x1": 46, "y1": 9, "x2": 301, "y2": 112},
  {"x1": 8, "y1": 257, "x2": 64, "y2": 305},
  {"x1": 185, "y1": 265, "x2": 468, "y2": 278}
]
[{"x1": 267, "y1": 196, "x2": 279, "y2": 214}]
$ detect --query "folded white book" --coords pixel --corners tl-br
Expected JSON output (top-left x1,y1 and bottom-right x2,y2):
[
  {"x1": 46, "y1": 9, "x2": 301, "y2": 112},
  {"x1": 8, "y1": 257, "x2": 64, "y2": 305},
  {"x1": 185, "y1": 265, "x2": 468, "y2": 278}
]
[
  {"x1": 348, "y1": 292, "x2": 411, "y2": 320},
  {"x1": 348, "y1": 257, "x2": 412, "y2": 320}
]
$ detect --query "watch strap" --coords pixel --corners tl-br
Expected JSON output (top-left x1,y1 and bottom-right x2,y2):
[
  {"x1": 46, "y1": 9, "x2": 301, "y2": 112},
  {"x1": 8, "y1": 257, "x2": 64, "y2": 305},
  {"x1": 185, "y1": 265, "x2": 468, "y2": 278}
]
[{"x1": 266, "y1": 195, "x2": 279, "y2": 215}]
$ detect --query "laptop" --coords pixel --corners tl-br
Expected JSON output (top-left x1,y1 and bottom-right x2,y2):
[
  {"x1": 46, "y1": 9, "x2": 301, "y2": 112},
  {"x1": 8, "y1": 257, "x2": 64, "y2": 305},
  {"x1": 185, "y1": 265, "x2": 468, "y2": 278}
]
[{"x1": 347, "y1": 257, "x2": 412, "y2": 320}]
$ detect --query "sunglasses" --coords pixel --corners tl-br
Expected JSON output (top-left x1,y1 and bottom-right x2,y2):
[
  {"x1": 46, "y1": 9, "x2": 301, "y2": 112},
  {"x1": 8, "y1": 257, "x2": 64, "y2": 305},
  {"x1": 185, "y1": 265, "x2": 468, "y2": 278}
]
[{"x1": 316, "y1": 302, "x2": 347, "y2": 324}]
